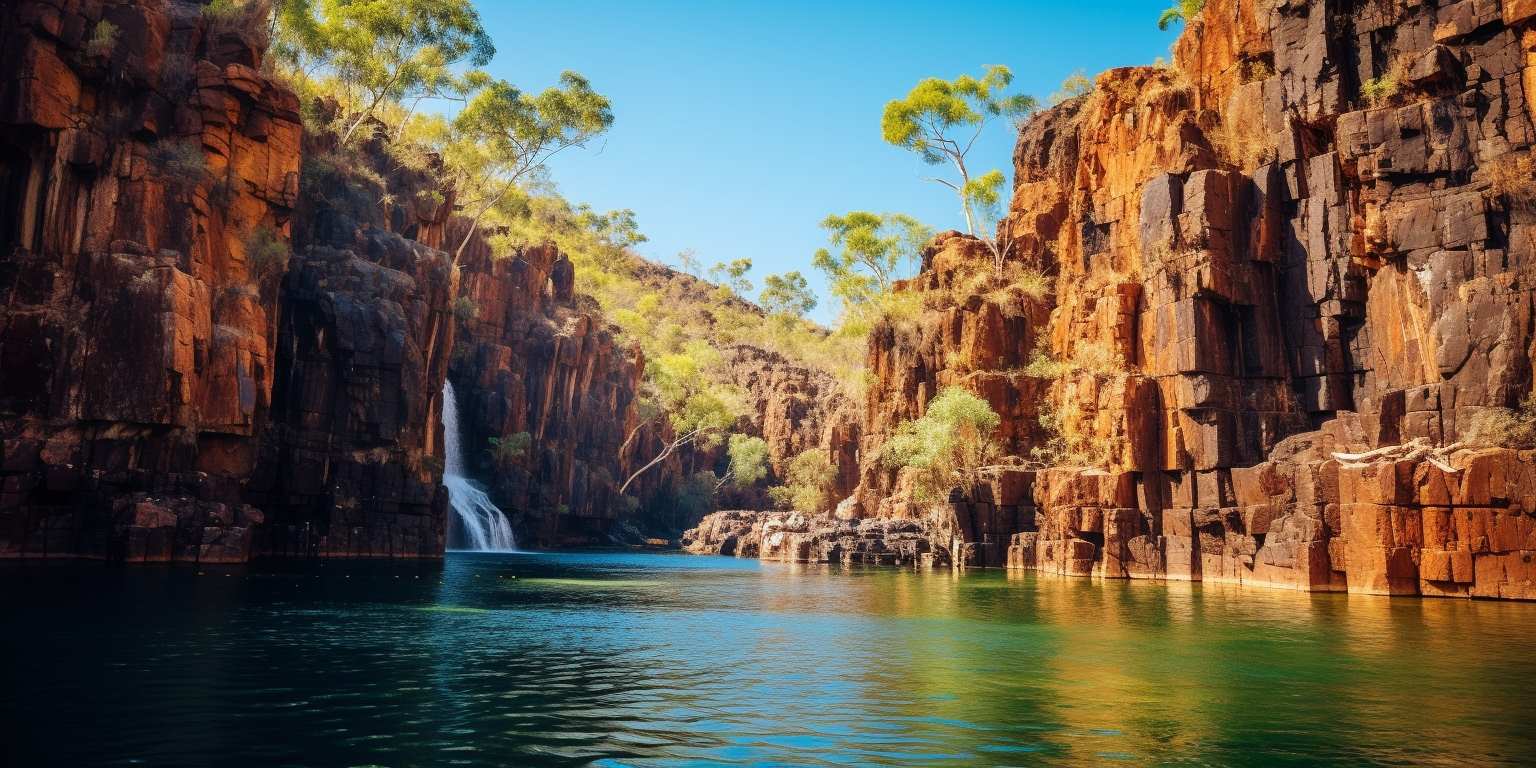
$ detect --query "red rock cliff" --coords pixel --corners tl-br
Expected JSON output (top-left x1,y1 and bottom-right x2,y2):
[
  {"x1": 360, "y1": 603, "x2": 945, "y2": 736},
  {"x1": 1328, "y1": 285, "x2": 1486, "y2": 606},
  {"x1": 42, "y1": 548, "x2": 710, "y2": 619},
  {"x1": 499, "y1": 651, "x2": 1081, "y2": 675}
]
[
  {"x1": 0, "y1": 0, "x2": 300, "y2": 561},
  {"x1": 853, "y1": 0, "x2": 1536, "y2": 599}
]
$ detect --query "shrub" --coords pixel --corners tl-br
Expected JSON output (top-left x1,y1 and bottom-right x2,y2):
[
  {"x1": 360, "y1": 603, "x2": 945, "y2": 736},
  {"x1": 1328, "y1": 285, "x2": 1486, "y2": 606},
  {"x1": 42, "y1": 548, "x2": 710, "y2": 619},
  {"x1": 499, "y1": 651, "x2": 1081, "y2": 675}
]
[
  {"x1": 768, "y1": 449, "x2": 839, "y2": 512},
  {"x1": 880, "y1": 386, "x2": 1001, "y2": 503},
  {"x1": 486, "y1": 431, "x2": 532, "y2": 467},
  {"x1": 451, "y1": 296, "x2": 479, "y2": 322},
  {"x1": 148, "y1": 138, "x2": 208, "y2": 190},
  {"x1": 723, "y1": 434, "x2": 769, "y2": 488},
  {"x1": 1361, "y1": 75, "x2": 1398, "y2": 107},
  {"x1": 87, "y1": 21, "x2": 118, "y2": 57},
  {"x1": 1029, "y1": 398, "x2": 1111, "y2": 469},
  {"x1": 1488, "y1": 152, "x2": 1536, "y2": 212},
  {"x1": 1048, "y1": 70, "x2": 1094, "y2": 106},
  {"x1": 1023, "y1": 340, "x2": 1126, "y2": 379},
  {"x1": 1463, "y1": 395, "x2": 1536, "y2": 449},
  {"x1": 243, "y1": 225, "x2": 289, "y2": 281}
]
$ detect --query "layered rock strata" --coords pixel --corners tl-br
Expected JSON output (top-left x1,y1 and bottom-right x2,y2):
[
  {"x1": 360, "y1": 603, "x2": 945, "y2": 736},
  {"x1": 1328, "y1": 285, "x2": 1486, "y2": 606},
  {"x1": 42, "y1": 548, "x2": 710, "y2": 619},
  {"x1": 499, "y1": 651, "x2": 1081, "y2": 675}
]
[
  {"x1": 0, "y1": 0, "x2": 301, "y2": 561},
  {"x1": 849, "y1": 0, "x2": 1536, "y2": 599}
]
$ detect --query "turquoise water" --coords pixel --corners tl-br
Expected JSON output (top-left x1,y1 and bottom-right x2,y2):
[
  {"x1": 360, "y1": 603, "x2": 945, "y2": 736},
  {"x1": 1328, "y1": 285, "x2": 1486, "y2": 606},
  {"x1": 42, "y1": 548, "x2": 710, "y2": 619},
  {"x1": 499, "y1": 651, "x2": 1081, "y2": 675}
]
[{"x1": 4, "y1": 551, "x2": 1535, "y2": 767}]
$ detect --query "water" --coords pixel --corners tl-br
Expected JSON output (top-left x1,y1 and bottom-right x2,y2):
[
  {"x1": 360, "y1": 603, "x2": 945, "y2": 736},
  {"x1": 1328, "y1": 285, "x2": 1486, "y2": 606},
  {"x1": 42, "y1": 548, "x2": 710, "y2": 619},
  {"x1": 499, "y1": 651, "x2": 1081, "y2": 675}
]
[
  {"x1": 5, "y1": 553, "x2": 1536, "y2": 767},
  {"x1": 442, "y1": 379, "x2": 516, "y2": 551}
]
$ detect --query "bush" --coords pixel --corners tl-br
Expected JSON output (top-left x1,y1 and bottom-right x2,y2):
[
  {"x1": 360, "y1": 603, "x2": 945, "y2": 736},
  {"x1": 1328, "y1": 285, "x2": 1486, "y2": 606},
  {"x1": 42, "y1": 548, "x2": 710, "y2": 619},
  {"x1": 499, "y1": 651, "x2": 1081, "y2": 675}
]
[
  {"x1": 148, "y1": 137, "x2": 209, "y2": 191},
  {"x1": 1023, "y1": 340, "x2": 1126, "y2": 379},
  {"x1": 486, "y1": 432, "x2": 532, "y2": 467},
  {"x1": 243, "y1": 225, "x2": 289, "y2": 282},
  {"x1": 1463, "y1": 395, "x2": 1536, "y2": 449},
  {"x1": 1361, "y1": 75, "x2": 1397, "y2": 107},
  {"x1": 1488, "y1": 152, "x2": 1536, "y2": 212},
  {"x1": 1029, "y1": 398, "x2": 1110, "y2": 469},
  {"x1": 768, "y1": 449, "x2": 838, "y2": 512},
  {"x1": 87, "y1": 21, "x2": 118, "y2": 57},
  {"x1": 881, "y1": 386, "x2": 1001, "y2": 503},
  {"x1": 452, "y1": 296, "x2": 479, "y2": 322}
]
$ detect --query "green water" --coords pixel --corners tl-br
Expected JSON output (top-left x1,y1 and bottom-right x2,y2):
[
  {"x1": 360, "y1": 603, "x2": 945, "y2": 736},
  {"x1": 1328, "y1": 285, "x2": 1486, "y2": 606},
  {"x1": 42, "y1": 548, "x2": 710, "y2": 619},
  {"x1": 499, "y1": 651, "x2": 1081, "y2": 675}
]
[{"x1": 4, "y1": 551, "x2": 1535, "y2": 767}]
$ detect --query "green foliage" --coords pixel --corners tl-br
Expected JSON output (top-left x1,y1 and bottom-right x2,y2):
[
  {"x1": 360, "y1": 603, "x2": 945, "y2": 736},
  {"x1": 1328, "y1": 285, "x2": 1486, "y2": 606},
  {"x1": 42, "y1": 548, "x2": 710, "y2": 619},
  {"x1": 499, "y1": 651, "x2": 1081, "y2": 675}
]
[
  {"x1": 881, "y1": 386, "x2": 1001, "y2": 503},
  {"x1": 486, "y1": 431, "x2": 532, "y2": 467},
  {"x1": 1048, "y1": 69, "x2": 1093, "y2": 105},
  {"x1": 880, "y1": 65, "x2": 1034, "y2": 266},
  {"x1": 1361, "y1": 74, "x2": 1399, "y2": 107},
  {"x1": 812, "y1": 212, "x2": 930, "y2": 321},
  {"x1": 724, "y1": 434, "x2": 770, "y2": 488},
  {"x1": 451, "y1": 296, "x2": 478, "y2": 322},
  {"x1": 87, "y1": 20, "x2": 118, "y2": 57},
  {"x1": 243, "y1": 225, "x2": 289, "y2": 282},
  {"x1": 273, "y1": 0, "x2": 495, "y2": 144},
  {"x1": 1157, "y1": 0, "x2": 1206, "y2": 30},
  {"x1": 441, "y1": 72, "x2": 614, "y2": 260},
  {"x1": 758, "y1": 271, "x2": 816, "y2": 319},
  {"x1": 1464, "y1": 395, "x2": 1536, "y2": 449},
  {"x1": 1023, "y1": 340, "x2": 1126, "y2": 379},
  {"x1": 768, "y1": 449, "x2": 839, "y2": 512},
  {"x1": 675, "y1": 249, "x2": 701, "y2": 277},
  {"x1": 708, "y1": 258, "x2": 753, "y2": 297}
]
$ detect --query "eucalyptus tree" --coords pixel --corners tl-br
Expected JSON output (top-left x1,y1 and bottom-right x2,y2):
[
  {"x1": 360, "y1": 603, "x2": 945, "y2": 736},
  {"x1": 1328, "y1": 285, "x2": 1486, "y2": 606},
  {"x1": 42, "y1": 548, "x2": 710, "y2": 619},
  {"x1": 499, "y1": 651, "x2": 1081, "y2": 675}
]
[
  {"x1": 881, "y1": 65, "x2": 1036, "y2": 268},
  {"x1": 272, "y1": 0, "x2": 496, "y2": 145},
  {"x1": 811, "y1": 211, "x2": 929, "y2": 315},
  {"x1": 758, "y1": 271, "x2": 817, "y2": 319},
  {"x1": 708, "y1": 258, "x2": 753, "y2": 297},
  {"x1": 442, "y1": 72, "x2": 614, "y2": 263}
]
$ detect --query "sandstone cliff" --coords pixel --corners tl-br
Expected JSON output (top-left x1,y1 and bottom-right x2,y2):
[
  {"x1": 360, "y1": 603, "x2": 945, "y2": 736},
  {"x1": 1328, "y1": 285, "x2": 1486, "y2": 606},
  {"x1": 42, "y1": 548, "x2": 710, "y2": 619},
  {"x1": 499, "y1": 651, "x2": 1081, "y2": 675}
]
[
  {"x1": 847, "y1": 0, "x2": 1536, "y2": 599},
  {"x1": 0, "y1": 0, "x2": 300, "y2": 561}
]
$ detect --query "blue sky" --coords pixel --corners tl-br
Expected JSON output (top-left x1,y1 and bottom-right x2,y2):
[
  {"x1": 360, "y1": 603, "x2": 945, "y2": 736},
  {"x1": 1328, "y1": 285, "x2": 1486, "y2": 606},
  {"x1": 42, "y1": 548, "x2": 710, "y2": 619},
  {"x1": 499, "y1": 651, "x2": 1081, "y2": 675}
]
[{"x1": 477, "y1": 0, "x2": 1176, "y2": 322}]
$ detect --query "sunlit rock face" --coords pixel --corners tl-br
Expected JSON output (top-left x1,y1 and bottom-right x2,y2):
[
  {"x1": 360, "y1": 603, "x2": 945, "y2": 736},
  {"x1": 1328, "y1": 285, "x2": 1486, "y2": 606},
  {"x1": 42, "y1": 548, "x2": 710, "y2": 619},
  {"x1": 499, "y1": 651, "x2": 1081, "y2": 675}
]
[
  {"x1": 853, "y1": 0, "x2": 1536, "y2": 598},
  {"x1": 0, "y1": 0, "x2": 300, "y2": 561}
]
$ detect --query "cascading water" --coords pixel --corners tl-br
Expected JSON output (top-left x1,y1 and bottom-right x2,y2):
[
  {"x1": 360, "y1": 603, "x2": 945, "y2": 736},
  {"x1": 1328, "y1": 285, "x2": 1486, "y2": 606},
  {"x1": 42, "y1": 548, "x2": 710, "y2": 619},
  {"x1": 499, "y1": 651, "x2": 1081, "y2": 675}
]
[{"x1": 441, "y1": 379, "x2": 518, "y2": 551}]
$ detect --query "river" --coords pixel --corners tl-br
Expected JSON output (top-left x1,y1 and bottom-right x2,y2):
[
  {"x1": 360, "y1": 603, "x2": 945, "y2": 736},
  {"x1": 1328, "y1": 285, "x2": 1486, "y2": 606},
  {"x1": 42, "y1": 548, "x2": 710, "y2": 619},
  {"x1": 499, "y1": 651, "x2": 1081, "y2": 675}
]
[{"x1": 4, "y1": 551, "x2": 1534, "y2": 766}]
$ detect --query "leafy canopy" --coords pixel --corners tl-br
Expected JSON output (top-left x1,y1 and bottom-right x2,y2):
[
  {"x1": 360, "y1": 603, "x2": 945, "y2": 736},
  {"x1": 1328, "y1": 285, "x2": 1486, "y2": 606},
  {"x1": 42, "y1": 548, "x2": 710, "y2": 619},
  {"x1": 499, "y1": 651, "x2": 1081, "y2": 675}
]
[
  {"x1": 708, "y1": 258, "x2": 754, "y2": 297},
  {"x1": 274, "y1": 0, "x2": 495, "y2": 144},
  {"x1": 1158, "y1": 0, "x2": 1206, "y2": 30},
  {"x1": 880, "y1": 65, "x2": 1035, "y2": 267},
  {"x1": 758, "y1": 271, "x2": 817, "y2": 319},
  {"x1": 724, "y1": 434, "x2": 771, "y2": 488},
  {"x1": 442, "y1": 71, "x2": 614, "y2": 260},
  {"x1": 812, "y1": 212, "x2": 929, "y2": 319}
]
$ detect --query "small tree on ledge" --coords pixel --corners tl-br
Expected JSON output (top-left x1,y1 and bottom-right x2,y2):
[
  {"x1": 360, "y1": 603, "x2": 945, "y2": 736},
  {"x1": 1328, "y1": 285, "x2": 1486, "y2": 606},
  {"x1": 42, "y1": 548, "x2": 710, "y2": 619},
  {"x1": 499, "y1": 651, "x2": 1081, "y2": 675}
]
[{"x1": 881, "y1": 65, "x2": 1036, "y2": 272}]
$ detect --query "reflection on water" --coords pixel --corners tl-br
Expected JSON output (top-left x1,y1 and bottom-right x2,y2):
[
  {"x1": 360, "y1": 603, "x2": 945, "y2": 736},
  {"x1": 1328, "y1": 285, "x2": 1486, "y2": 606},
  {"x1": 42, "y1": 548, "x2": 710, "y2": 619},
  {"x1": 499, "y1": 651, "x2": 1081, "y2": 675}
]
[{"x1": 4, "y1": 552, "x2": 1535, "y2": 767}]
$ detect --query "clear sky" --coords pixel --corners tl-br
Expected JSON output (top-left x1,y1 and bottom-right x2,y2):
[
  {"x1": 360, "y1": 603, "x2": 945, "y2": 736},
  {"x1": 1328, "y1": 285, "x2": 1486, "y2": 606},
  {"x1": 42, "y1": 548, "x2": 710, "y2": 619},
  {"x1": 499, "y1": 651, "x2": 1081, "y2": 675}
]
[{"x1": 476, "y1": 0, "x2": 1177, "y2": 323}]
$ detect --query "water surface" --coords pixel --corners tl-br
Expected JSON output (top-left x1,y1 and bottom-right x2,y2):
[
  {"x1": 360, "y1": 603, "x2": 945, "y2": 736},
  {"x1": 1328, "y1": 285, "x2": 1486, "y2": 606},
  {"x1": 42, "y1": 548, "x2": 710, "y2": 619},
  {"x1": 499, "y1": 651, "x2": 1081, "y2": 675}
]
[{"x1": 4, "y1": 551, "x2": 1534, "y2": 767}]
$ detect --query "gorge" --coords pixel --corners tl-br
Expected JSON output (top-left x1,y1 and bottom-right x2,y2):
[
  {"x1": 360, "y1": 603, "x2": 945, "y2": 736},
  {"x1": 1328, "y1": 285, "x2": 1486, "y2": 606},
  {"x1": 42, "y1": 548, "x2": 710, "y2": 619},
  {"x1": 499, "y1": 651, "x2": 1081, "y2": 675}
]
[{"x1": 5, "y1": 0, "x2": 1536, "y2": 764}]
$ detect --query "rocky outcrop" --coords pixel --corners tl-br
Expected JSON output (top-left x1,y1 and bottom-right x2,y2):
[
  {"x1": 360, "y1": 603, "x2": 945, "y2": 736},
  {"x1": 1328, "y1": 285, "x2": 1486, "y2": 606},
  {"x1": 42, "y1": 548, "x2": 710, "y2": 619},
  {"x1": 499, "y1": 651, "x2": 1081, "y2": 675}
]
[
  {"x1": 850, "y1": 0, "x2": 1536, "y2": 599},
  {"x1": 0, "y1": 0, "x2": 301, "y2": 560},
  {"x1": 682, "y1": 509, "x2": 955, "y2": 566}
]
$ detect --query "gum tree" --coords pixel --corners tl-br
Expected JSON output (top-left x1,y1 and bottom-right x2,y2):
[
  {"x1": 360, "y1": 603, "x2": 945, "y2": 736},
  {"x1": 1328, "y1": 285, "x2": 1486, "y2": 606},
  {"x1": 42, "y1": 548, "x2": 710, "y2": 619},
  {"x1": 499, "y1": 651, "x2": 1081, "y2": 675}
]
[
  {"x1": 881, "y1": 65, "x2": 1036, "y2": 268},
  {"x1": 443, "y1": 72, "x2": 614, "y2": 263},
  {"x1": 758, "y1": 271, "x2": 817, "y2": 319},
  {"x1": 812, "y1": 212, "x2": 930, "y2": 316},
  {"x1": 273, "y1": 0, "x2": 496, "y2": 145}
]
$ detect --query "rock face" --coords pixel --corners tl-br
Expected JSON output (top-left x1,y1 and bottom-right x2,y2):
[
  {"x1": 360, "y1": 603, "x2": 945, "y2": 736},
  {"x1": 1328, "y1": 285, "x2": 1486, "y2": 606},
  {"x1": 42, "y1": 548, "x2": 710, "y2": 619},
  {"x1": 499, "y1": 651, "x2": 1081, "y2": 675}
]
[
  {"x1": 682, "y1": 509, "x2": 954, "y2": 566},
  {"x1": 0, "y1": 1, "x2": 301, "y2": 560},
  {"x1": 850, "y1": 0, "x2": 1536, "y2": 599},
  {"x1": 449, "y1": 232, "x2": 649, "y2": 548},
  {"x1": 718, "y1": 343, "x2": 861, "y2": 503}
]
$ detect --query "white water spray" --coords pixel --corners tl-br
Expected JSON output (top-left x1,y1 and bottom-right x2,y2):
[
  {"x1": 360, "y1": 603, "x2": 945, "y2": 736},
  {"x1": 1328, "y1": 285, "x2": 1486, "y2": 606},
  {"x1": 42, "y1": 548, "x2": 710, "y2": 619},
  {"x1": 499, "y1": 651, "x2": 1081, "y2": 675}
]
[{"x1": 442, "y1": 379, "x2": 517, "y2": 551}]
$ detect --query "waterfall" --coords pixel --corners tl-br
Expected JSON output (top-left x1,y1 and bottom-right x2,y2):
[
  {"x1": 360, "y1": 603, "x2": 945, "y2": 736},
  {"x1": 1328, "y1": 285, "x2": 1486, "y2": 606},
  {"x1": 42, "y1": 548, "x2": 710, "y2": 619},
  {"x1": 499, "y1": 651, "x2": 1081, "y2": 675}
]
[{"x1": 441, "y1": 379, "x2": 518, "y2": 551}]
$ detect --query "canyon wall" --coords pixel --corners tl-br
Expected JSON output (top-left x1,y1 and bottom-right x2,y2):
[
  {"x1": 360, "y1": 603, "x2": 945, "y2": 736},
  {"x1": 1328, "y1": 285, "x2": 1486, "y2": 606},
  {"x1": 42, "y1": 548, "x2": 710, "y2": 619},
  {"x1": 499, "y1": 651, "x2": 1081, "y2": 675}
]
[
  {"x1": 0, "y1": 0, "x2": 651, "y2": 560},
  {"x1": 449, "y1": 232, "x2": 652, "y2": 548},
  {"x1": 850, "y1": 0, "x2": 1536, "y2": 598},
  {"x1": 0, "y1": 0, "x2": 300, "y2": 561}
]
